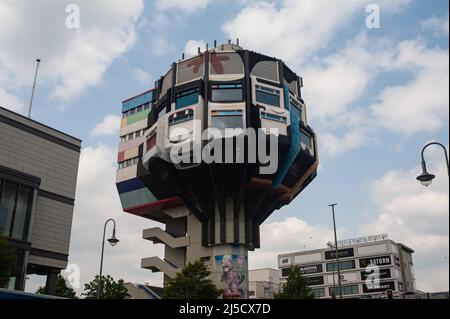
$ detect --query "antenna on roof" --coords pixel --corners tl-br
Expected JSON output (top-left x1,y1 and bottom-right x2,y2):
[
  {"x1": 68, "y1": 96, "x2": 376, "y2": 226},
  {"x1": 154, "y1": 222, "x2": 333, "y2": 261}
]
[
  {"x1": 228, "y1": 39, "x2": 231, "y2": 44},
  {"x1": 182, "y1": 53, "x2": 185, "y2": 60},
  {"x1": 214, "y1": 40, "x2": 217, "y2": 47},
  {"x1": 28, "y1": 59, "x2": 41, "y2": 118},
  {"x1": 237, "y1": 38, "x2": 240, "y2": 46},
  {"x1": 198, "y1": 47, "x2": 201, "y2": 54}
]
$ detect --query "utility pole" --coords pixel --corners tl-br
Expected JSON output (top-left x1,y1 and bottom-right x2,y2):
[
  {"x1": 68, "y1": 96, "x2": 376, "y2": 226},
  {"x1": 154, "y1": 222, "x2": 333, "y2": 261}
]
[
  {"x1": 329, "y1": 203, "x2": 343, "y2": 299},
  {"x1": 28, "y1": 58, "x2": 41, "y2": 118}
]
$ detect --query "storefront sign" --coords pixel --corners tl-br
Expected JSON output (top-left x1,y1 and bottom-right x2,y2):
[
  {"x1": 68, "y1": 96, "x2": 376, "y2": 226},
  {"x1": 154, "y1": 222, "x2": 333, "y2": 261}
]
[
  {"x1": 359, "y1": 255, "x2": 391, "y2": 268},
  {"x1": 307, "y1": 276, "x2": 324, "y2": 286},
  {"x1": 299, "y1": 264, "x2": 323, "y2": 275},
  {"x1": 325, "y1": 248, "x2": 354, "y2": 260},
  {"x1": 362, "y1": 281, "x2": 395, "y2": 293}
]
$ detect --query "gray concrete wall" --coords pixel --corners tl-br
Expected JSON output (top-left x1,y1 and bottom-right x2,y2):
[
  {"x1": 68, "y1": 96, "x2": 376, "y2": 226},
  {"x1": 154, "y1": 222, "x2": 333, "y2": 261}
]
[{"x1": 0, "y1": 107, "x2": 81, "y2": 270}]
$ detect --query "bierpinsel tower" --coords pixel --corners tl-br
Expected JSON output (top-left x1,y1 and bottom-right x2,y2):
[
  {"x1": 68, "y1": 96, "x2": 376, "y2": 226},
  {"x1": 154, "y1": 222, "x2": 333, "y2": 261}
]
[{"x1": 116, "y1": 41, "x2": 318, "y2": 299}]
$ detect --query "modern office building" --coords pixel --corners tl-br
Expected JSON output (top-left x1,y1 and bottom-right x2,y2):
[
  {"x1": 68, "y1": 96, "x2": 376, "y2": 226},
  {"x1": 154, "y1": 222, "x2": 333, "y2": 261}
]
[
  {"x1": 248, "y1": 268, "x2": 280, "y2": 299},
  {"x1": 0, "y1": 106, "x2": 81, "y2": 294},
  {"x1": 116, "y1": 42, "x2": 319, "y2": 298},
  {"x1": 278, "y1": 235, "x2": 416, "y2": 299}
]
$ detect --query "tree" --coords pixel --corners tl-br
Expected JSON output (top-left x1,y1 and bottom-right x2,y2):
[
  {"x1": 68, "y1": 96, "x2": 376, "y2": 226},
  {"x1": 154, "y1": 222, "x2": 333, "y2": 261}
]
[
  {"x1": 0, "y1": 236, "x2": 16, "y2": 287},
  {"x1": 36, "y1": 275, "x2": 77, "y2": 298},
  {"x1": 163, "y1": 260, "x2": 222, "y2": 299},
  {"x1": 82, "y1": 275, "x2": 129, "y2": 299},
  {"x1": 274, "y1": 266, "x2": 315, "y2": 299}
]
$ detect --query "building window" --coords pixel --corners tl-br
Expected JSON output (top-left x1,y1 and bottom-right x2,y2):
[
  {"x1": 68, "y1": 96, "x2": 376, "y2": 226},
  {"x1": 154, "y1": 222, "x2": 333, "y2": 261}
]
[
  {"x1": 175, "y1": 88, "x2": 199, "y2": 109},
  {"x1": 300, "y1": 129, "x2": 313, "y2": 149},
  {"x1": 311, "y1": 287, "x2": 325, "y2": 298},
  {"x1": 255, "y1": 85, "x2": 280, "y2": 107},
  {"x1": 0, "y1": 179, "x2": 33, "y2": 241},
  {"x1": 329, "y1": 285, "x2": 359, "y2": 296},
  {"x1": 326, "y1": 260, "x2": 356, "y2": 272},
  {"x1": 281, "y1": 267, "x2": 291, "y2": 277},
  {"x1": 249, "y1": 290, "x2": 255, "y2": 296},
  {"x1": 210, "y1": 110, "x2": 243, "y2": 130},
  {"x1": 211, "y1": 84, "x2": 243, "y2": 102}
]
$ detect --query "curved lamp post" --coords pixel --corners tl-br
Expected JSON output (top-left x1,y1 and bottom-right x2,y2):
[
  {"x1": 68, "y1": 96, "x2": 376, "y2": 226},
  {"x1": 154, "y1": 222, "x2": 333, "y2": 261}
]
[
  {"x1": 328, "y1": 203, "x2": 343, "y2": 299},
  {"x1": 97, "y1": 218, "x2": 119, "y2": 299},
  {"x1": 416, "y1": 142, "x2": 449, "y2": 187}
]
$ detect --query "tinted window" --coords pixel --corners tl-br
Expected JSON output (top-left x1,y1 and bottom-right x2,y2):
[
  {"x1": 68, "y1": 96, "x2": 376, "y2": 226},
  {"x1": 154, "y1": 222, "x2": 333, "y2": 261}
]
[
  {"x1": 255, "y1": 85, "x2": 280, "y2": 107},
  {"x1": 326, "y1": 260, "x2": 356, "y2": 272},
  {"x1": 211, "y1": 84, "x2": 243, "y2": 102},
  {"x1": 0, "y1": 180, "x2": 33, "y2": 240},
  {"x1": 211, "y1": 115, "x2": 243, "y2": 129},
  {"x1": 176, "y1": 88, "x2": 199, "y2": 109}
]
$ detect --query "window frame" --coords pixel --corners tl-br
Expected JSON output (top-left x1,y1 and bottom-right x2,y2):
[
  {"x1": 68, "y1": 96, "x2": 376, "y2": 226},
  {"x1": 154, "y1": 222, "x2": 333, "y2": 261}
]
[
  {"x1": 255, "y1": 84, "x2": 281, "y2": 107},
  {"x1": 210, "y1": 83, "x2": 244, "y2": 103},
  {"x1": 175, "y1": 87, "x2": 200, "y2": 109}
]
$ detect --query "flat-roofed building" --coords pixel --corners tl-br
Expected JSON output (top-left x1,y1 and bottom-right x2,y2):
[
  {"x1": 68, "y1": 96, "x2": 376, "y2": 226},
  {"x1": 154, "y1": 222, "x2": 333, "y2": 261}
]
[
  {"x1": 0, "y1": 106, "x2": 81, "y2": 294},
  {"x1": 248, "y1": 268, "x2": 280, "y2": 299},
  {"x1": 278, "y1": 235, "x2": 416, "y2": 299}
]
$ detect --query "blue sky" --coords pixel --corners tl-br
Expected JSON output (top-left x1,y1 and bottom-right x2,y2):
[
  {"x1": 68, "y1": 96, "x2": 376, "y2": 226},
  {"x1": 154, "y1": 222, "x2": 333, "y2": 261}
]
[{"x1": 0, "y1": 0, "x2": 448, "y2": 294}]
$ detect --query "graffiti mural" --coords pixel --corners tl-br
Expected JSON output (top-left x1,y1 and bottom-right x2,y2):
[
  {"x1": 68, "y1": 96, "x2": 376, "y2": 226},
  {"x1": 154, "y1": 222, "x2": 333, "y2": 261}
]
[{"x1": 215, "y1": 254, "x2": 248, "y2": 299}]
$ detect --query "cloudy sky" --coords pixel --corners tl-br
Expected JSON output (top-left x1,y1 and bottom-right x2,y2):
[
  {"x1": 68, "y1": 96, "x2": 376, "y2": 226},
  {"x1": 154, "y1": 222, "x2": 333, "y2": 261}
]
[{"x1": 0, "y1": 0, "x2": 448, "y2": 295}]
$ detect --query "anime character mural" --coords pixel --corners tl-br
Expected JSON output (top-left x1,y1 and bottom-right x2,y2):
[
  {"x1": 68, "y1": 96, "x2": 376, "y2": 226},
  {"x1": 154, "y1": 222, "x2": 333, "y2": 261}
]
[{"x1": 216, "y1": 255, "x2": 248, "y2": 299}]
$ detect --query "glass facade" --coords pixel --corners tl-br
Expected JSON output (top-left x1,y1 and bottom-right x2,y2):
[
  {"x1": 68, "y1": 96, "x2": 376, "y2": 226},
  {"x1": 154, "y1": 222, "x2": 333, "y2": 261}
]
[
  {"x1": 175, "y1": 88, "x2": 199, "y2": 109},
  {"x1": 311, "y1": 287, "x2": 326, "y2": 298},
  {"x1": 329, "y1": 284, "x2": 359, "y2": 296},
  {"x1": 211, "y1": 84, "x2": 243, "y2": 102},
  {"x1": 255, "y1": 85, "x2": 280, "y2": 107},
  {"x1": 0, "y1": 178, "x2": 33, "y2": 241},
  {"x1": 326, "y1": 260, "x2": 356, "y2": 272},
  {"x1": 300, "y1": 130, "x2": 313, "y2": 149},
  {"x1": 211, "y1": 110, "x2": 244, "y2": 130}
]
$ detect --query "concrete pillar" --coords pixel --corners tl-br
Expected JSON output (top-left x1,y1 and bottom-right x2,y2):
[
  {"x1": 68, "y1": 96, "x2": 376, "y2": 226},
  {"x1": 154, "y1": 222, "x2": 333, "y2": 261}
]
[
  {"x1": 211, "y1": 244, "x2": 248, "y2": 299},
  {"x1": 44, "y1": 269, "x2": 60, "y2": 296}
]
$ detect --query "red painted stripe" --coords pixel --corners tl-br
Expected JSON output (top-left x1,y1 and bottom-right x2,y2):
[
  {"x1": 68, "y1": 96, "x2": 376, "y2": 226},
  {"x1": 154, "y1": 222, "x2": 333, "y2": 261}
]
[
  {"x1": 124, "y1": 197, "x2": 182, "y2": 214},
  {"x1": 122, "y1": 87, "x2": 156, "y2": 103},
  {"x1": 117, "y1": 151, "x2": 125, "y2": 162}
]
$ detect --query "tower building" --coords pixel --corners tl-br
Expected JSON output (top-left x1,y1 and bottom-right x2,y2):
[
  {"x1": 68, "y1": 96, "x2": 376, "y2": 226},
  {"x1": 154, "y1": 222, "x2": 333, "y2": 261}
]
[{"x1": 116, "y1": 43, "x2": 318, "y2": 298}]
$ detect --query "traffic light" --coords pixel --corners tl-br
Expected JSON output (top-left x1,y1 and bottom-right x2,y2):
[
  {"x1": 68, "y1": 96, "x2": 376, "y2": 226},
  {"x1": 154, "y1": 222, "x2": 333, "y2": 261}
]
[{"x1": 387, "y1": 289, "x2": 393, "y2": 299}]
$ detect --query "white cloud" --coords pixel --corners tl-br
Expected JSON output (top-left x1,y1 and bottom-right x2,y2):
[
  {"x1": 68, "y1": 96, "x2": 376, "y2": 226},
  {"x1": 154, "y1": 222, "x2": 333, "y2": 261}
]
[
  {"x1": 132, "y1": 68, "x2": 152, "y2": 85},
  {"x1": 223, "y1": 0, "x2": 412, "y2": 68},
  {"x1": 0, "y1": 0, "x2": 144, "y2": 107},
  {"x1": 250, "y1": 217, "x2": 335, "y2": 269},
  {"x1": 360, "y1": 155, "x2": 449, "y2": 292},
  {"x1": 421, "y1": 14, "x2": 449, "y2": 36},
  {"x1": 184, "y1": 39, "x2": 207, "y2": 58},
  {"x1": 0, "y1": 87, "x2": 24, "y2": 112},
  {"x1": 155, "y1": 0, "x2": 212, "y2": 14},
  {"x1": 371, "y1": 40, "x2": 449, "y2": 134},
  {"x1": 25, "y1": 144, "x2": 165, "y2": 295},
  {"x1": 90, "y1": 115, "x2": 122, "y2": 137}
]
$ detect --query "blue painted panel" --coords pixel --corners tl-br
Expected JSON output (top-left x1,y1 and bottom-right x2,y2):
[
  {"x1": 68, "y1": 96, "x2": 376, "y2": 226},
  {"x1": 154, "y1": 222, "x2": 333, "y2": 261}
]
[
  {"x1": 271, "y1": 85, "x2": 300, "y2": 188},
  {"x1": 122, "y1": 90, "x2": 153, "y2": 113},
  {"x1": 116, "y1": 177, "x2": 145, "y2": 194}
]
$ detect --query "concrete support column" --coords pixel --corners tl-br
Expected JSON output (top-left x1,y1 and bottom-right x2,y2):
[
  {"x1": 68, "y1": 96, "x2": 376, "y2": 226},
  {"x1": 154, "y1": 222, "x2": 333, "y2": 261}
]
[
  {"x1": 211, "y1": 244, "x2": 248, "y2": 299},
  {"x1": 44, "y1": 269, "x2": 60, "y2": 296}
]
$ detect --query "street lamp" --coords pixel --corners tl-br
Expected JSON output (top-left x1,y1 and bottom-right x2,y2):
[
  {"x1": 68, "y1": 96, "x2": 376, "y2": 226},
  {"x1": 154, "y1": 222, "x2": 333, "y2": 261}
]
[
  {"x1": 329, "y1": 203, "x2": 343, "y2": 299},
  {"x1": 327, "y1": 242, "x2": 336, "y2": 299},
  {"x1": 416, "y1": 142, "x2": 449, "y2": 186},
  {"x1": 97, "y1": 218, "x2": 119, "y2": 299}
]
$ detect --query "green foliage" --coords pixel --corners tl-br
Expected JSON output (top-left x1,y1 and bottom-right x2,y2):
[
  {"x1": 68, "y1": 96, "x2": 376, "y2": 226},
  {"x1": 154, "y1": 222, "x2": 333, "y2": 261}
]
[
  {"x1": 82, "y1": 275, "x2": 130, "y2": 299},
  {"x1": 36, "y1": 275, "x2": 77, "y2": 298},
  {"x1": 274, "y1": 266, "x2": 315, "y2": 299},
  {"x1": 0, "y1": 236, "x2": 16, "y2": 287},
  {"x1": 162, "y1": 260, "x2": 222, "y2": 299}
]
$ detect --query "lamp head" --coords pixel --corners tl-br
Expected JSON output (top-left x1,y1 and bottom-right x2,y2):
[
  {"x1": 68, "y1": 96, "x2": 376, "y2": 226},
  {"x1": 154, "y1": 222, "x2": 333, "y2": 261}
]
[
  {"x1": 108, "y1": 236, "x2": 119, "y2": 247},
  {"x1": 416, "y1": 172, "x2": 435, "y2": 187}
]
